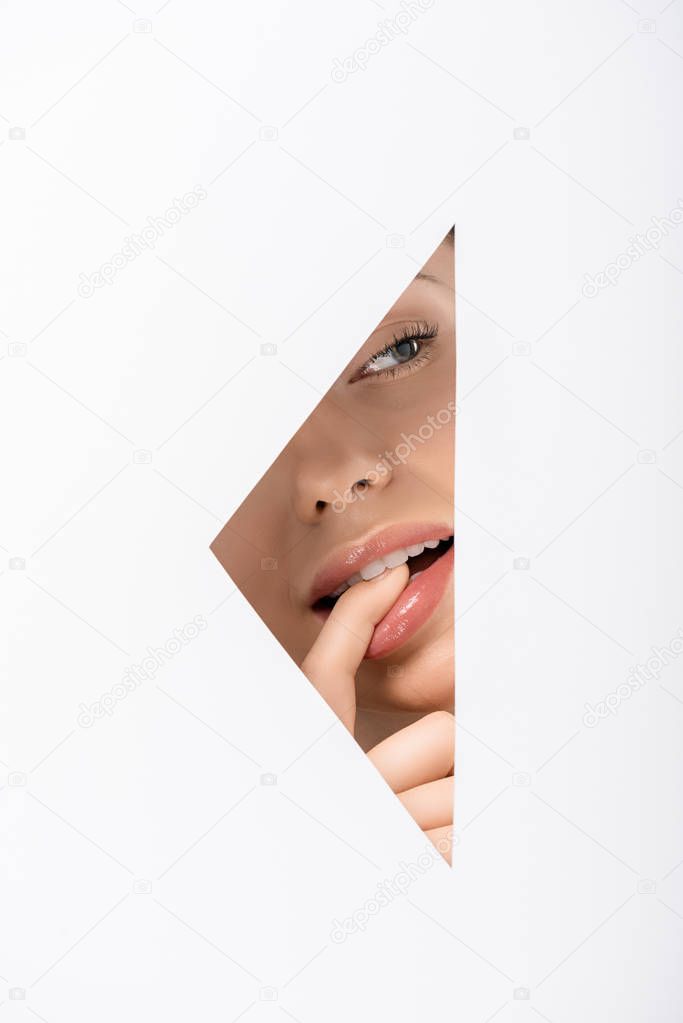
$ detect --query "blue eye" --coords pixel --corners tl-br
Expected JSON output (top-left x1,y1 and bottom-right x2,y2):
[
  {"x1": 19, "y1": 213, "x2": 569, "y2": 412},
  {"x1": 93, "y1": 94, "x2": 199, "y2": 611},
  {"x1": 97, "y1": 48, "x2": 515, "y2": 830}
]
[
  {"x1": 367, "y1": 338, "x2": 421, "y2": 372},
  {"x1": 355, "y1": 322, "x2": 438, "y2": 380}
]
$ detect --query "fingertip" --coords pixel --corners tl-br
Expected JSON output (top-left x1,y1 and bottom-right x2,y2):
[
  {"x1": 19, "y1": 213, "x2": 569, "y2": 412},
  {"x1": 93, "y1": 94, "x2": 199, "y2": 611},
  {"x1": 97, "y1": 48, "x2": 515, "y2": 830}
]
[{"x1": 333, "y1": 563, "x2": 409, "y2": 624}]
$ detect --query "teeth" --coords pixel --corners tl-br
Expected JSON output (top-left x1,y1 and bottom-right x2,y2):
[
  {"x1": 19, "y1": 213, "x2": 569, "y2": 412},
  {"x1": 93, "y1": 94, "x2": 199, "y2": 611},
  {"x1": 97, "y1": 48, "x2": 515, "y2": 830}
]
[
  {"x1": 360, "y1": 559, "x2": 386, "y2": 581},
  {"x1": 324, "y1": 536, "x2": 451, "y2": 601}
]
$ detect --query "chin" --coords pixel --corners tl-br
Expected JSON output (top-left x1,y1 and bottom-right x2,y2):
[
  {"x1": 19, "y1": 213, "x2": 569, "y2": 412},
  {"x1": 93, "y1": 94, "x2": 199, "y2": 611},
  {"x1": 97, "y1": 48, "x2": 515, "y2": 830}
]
[{"x1": 356, "y1": 617, "x2": 454, "y2": 714}]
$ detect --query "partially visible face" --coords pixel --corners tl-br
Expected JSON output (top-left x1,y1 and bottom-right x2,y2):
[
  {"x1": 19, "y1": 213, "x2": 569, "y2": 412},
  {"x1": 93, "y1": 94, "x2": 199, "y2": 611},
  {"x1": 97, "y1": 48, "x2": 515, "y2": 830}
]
[{"x1": 212, "y1": 236, "x2": 454, "y2": 714}]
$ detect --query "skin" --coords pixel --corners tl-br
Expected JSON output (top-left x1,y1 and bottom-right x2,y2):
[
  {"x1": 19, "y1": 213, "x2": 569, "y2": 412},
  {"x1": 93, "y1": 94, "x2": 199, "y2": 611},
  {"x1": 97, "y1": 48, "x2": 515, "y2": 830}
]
[
  {"x1": 212, "y1": 233, "x2": 455, "y2": 859},
  {"x1": 302, "y1": 566, "x2": 454, "y2": 861}
]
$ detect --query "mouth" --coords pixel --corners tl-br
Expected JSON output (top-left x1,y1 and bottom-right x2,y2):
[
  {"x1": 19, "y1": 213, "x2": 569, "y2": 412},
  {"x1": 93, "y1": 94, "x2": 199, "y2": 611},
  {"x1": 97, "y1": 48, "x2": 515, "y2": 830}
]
[{"x1": 309, "y1": 524, "x2": 454, "y2": 659}]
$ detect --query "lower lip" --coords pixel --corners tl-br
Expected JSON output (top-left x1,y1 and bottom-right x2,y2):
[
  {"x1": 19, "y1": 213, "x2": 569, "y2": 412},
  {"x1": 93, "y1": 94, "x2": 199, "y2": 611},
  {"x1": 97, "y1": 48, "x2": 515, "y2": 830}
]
[{"x1": 366, "y1": 544, "x2": 453, "y2": 659}]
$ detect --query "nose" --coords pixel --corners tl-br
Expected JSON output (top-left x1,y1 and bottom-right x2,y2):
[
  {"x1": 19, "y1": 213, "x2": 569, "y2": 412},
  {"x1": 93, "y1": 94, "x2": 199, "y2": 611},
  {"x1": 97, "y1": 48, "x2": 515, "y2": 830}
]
[{"x1": 290, "y1": 407, "x2": 392, "y2": 525}]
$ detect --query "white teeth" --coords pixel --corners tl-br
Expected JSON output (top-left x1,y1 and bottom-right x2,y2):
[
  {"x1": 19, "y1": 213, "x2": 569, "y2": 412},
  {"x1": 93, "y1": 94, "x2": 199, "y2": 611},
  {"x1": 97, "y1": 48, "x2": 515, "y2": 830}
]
[
  {"x1": 323, "y1": 536, "x2": 451, "y2": 601},
  {"x1": 360, "y1": 559, "x2": 387, "y2": 581},
  {"x1": 384, "y1": 548, "x2": 409, "y2": 568}
]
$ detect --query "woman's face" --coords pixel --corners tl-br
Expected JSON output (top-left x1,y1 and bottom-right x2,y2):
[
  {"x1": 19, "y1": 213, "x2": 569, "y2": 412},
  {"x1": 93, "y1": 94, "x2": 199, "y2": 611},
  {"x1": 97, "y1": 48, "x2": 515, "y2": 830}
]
[{"x1": 212, "y1": 237, "x2": 454, "y2": 715}]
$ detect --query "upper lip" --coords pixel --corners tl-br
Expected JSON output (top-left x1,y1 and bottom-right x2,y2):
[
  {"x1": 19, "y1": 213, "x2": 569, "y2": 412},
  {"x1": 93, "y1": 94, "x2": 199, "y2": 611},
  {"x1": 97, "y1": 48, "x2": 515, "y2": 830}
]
[{"x1": 308, "y1": 521, "x2": 453, "y2": 606}]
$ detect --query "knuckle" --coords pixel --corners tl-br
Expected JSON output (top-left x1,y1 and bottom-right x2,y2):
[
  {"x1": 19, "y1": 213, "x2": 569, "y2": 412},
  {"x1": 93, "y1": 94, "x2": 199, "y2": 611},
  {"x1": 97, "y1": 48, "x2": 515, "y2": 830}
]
[
  {"x1": 427, "y1": 709, "x2": 454, "y2": 728},
  {"x1": 425, "y1": 710, "x2": 455, "y2": 743}
]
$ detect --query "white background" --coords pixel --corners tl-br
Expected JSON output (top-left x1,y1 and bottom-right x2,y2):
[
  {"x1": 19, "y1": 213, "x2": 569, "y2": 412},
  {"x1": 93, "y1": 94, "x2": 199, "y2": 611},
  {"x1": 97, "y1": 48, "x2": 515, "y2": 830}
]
[{"x1": 1, "y1": 1, "x2": 682, "y2": 1019}]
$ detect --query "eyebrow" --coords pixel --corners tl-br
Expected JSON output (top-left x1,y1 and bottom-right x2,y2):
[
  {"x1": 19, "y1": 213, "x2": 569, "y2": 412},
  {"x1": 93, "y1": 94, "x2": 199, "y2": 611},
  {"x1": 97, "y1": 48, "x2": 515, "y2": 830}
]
[{"x1": 415, "y1": 271, "x2": 445, "y2": 286}]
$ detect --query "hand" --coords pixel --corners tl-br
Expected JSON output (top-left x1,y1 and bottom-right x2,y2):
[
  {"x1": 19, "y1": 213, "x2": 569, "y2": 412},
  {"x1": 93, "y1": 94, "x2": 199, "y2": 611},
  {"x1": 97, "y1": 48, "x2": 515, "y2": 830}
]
[{"x1": 301, "y1": 565, "x2": 454, "y2": 862}]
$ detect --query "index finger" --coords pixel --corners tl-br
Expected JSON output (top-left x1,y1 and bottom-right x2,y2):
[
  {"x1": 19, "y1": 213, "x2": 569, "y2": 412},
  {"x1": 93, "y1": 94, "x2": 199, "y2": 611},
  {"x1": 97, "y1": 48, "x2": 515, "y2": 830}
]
[{"x1": 300, "y1": 564, "x2": 409, "y2": 733}]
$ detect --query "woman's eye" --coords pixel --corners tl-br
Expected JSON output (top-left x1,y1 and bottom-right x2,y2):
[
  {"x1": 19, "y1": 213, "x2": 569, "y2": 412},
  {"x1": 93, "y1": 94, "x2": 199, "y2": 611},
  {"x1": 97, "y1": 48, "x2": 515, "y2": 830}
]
[
  {"x1": 352, "y1": 322, "x2": 438, "y2": 381},
  {"x1": 366, "y1": 338, "x2": 421, "y2": 373}
]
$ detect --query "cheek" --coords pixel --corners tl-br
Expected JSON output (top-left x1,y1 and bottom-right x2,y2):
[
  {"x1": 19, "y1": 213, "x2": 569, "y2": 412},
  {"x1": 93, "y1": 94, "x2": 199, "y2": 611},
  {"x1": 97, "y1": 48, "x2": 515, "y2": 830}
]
[
  {"x1": 383, "y1": 372, "x2": 454, "y2": 450},
  {"x1": 419, "y1": 424, "x2": 454, "y2": 474},
  {"x1": 240, "y1": 575, "x2": 310, "y2": 663},
  {"x1": 242, "y1": 572, "x2": 289, "y2": 623},
  {"x1": 210, "y1": 535, "x2": 254, "y2": 591},
  {"x1": 389, "y1": 415, "x2": 454, "y2": 499}
]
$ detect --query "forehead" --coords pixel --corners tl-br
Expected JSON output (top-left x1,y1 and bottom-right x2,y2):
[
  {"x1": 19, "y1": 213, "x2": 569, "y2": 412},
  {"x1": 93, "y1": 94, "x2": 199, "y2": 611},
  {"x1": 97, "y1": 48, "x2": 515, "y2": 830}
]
[{"x1": 376, "y1": 240, "x2": 454, "y2": 324}]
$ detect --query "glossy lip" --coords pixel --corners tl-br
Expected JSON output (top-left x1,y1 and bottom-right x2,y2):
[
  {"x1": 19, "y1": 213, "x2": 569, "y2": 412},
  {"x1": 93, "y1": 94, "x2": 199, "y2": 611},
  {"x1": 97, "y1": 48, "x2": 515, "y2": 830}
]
[
  {"x1": 366, "y1": 543, "x2": 453, "y2": 659},
  {"x1": 307, "y1": 521, "x2": 453, "y2": 607}
]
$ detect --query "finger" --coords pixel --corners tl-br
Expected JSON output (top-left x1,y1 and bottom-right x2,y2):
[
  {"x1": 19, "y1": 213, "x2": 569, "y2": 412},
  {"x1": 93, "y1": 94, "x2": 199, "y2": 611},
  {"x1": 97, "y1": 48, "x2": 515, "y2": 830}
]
[
  {"x1": 397, "y1": 776, "x2": 453, "y2": 832},
  {"x1": 301, "y1": 565, "x2": 409, "y2": 732},
  {"x1": 425, "y1": 825, "x2": 453, "y2": 864},
  {"x1": 367, "y1": 710, "x2": 454, "y2": 793}
]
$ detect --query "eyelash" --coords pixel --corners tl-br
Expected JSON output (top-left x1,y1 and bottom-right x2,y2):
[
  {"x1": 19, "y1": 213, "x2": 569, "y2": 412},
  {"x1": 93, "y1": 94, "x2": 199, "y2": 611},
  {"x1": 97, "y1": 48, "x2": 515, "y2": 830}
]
[{"x1": 355, "y1": 321, "x2": 439, "y2": 381}]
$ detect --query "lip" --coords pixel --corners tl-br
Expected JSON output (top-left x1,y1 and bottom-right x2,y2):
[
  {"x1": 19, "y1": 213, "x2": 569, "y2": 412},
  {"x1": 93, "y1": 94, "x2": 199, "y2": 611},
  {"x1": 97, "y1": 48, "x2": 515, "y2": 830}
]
[
  {"x1": 365, "y1": 543, "x2": 453, "y2": 658},
  {"x1": 308, "y1": 521, "x2": 453, "y2": 607}
]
